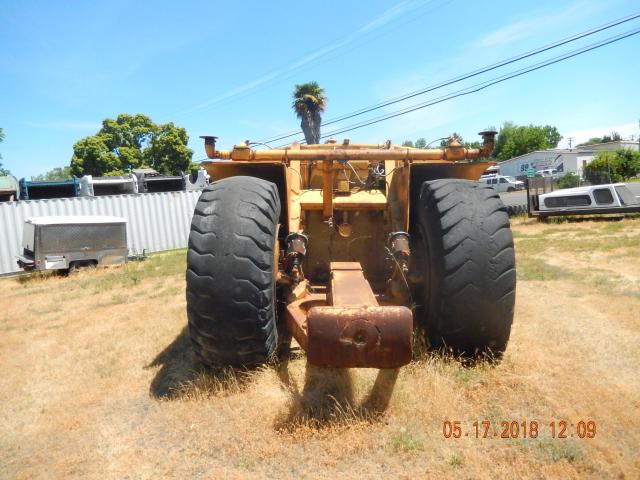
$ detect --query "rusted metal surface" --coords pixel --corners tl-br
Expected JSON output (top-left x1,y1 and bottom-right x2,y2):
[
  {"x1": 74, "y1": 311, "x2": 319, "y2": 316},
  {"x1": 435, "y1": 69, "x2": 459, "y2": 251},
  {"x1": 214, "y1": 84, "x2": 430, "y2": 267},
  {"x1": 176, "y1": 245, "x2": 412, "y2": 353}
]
[
  {"x1": 303, "y1": 262, "x2": 413, "y2": 369},
  {"x1": 388, "y1": 232, "x2": 410, "y2": 260},
  {"x1": 387, "y1": 232, "x2": 411, "y2": 304},
  {"x1": 299, "y1": 141, "x2": 388, "y2": 150},
  {"x1": 410, "y1": 161, "x2": 491, "y2": 181},
  {"x1": 329, "y1": 262, "x2": 378, "y2": 306},
  {"x1": 210, "y1": 146, "x2": 483, "y2": 162},
  {"x1": 285, "y1": 293, "x2": 325, "y2": 351},
  {"x1": 322, "y1": 158, "x2": 333, "y2": 219},
  {"x1": 298, "y1": 189, "x2": 387, "y2": 210},
  {"x1": 200, "y1": 135, "x2": 218, "y2": 159},
  {"x1": 386, "y1": 161, "x2": 410, "y2": 231},
  {"x1": 479, "y1": 130, "x2": 497, "y2": 156},
  {"x1": 306, "y1": 306, "x2": 413, "y2": 369}
]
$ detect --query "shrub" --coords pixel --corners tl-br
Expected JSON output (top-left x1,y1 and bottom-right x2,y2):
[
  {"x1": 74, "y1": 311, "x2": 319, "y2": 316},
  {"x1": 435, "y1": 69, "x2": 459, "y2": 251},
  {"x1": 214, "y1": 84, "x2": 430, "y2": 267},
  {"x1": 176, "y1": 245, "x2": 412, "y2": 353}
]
[
  {"x1": 556, "y1": 172, "x2": 580, "y2": 189},
  {"x1": 584, "y1": 149, "x2": 640, "y2": 184}
]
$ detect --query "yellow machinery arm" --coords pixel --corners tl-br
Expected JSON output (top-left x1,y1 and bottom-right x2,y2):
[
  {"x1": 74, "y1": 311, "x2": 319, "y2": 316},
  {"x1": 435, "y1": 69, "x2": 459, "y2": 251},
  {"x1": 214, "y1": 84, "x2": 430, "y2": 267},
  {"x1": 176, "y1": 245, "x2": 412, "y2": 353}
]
[{"x1": 201, "y1": 131, "x2": 496, "y2": 163}]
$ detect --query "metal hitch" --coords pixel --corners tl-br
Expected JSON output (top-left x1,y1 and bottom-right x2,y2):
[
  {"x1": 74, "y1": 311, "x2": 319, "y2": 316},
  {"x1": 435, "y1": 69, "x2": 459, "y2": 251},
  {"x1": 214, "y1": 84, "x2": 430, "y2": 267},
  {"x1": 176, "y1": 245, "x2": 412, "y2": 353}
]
[
  {"x1": 286, "y1": 262, "x2": 413, "y2": 369},
  {"x1": 307, "y1": 305, "x2": 412, "y2": 368}
]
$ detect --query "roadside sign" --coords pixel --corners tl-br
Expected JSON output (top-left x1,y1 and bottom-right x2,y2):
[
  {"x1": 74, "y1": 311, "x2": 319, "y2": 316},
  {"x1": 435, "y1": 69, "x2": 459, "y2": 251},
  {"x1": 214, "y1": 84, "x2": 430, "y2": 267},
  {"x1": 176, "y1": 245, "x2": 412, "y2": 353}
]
[{"x1": 527, "y1": 168, "x2": 535, "y2": 178}]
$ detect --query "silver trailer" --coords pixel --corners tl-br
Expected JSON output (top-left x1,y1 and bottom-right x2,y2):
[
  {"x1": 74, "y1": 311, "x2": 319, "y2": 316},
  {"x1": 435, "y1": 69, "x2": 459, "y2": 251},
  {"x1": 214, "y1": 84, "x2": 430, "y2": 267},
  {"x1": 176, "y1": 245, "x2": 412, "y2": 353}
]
[{"x1": 17, "y1": 216, "x2": 128, "y2": 272}]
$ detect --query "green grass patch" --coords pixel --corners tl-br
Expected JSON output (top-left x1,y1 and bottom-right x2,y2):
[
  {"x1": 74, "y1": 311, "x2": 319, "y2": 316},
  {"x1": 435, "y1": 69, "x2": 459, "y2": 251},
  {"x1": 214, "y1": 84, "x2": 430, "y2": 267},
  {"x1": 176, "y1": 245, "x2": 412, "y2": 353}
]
[
  {"x1": 390, "y1": 428, "x2": 424, "y2": 452},
  {"x1": 511, "y1": 230, "x2": 540, "y2": 239},
  {"x1": 448, "y1": 452, "x2": 464, "y2": 469},
  {"x1": 573, "y1": 270, "x2": 640, "y2": 298},
  {"x1": 539, "y1": 227, "x2": 580, "y2": 237},
  {"x1": 453, "y1": 365, "x2": 490, "y2": 386},
  {"x1": 517, "y1": 258, "x2": 572, "y2": 281},
  {"x1": 557, "y1": 234, "x2": 640, "y2": 253},
  {"x1": 536, "y1": 440, "x2": 582, "y2": 463},
  {"x1": 600, "y1": 222, "x2": 627, "y2": 234},
  {"x1": 454, "y1": 368, "x2": 477, "y2": 384},
  {"x1": 77, "y1": 249, "x2": 186, "y2": 293},
  {"x1": 513, "y1": 238, "x2": 549, "y2": 256}
]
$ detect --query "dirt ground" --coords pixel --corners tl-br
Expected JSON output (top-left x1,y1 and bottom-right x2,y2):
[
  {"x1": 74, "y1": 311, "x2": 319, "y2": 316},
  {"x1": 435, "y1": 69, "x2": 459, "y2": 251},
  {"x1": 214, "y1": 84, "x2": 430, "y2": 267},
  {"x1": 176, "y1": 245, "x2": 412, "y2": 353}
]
[{"x1": 1, "y1": 216, "x2": 639, "y2": 479}]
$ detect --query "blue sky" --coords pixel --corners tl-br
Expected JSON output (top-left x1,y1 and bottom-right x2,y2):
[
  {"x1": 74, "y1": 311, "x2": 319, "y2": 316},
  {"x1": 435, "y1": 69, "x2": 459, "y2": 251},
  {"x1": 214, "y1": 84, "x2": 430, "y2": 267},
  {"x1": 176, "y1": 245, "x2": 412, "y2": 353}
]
[{"x1": 1, "y1": 0, "x2": 639, "y2": 179}]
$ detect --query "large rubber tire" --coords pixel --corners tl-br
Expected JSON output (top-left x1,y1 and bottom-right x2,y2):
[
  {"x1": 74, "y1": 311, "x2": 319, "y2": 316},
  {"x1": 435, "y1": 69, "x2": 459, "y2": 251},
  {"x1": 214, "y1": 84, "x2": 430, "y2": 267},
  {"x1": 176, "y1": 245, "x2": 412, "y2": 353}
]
[
  {"x1": 413, "y1": 179, "x2": 516, "y2": 357},
  {"x1": 186, "y1": 176, "x2": 281, "y2": 368}
]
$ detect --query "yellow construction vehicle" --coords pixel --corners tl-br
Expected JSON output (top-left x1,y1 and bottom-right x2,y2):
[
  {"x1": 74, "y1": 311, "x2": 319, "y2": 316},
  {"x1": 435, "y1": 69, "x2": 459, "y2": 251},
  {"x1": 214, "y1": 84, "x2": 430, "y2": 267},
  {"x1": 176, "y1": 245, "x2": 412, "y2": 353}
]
[{"x1": 186, "y1": 131, "x2": 515, "y2": 369}]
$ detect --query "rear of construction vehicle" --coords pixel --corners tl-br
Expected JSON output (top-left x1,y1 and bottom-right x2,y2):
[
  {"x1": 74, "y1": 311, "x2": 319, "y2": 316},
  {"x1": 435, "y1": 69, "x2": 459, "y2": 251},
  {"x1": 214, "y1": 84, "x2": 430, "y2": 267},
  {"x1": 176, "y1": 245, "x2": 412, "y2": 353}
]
[{"x1": 185, "y1": 132, "x2": 516, "y2": 370}]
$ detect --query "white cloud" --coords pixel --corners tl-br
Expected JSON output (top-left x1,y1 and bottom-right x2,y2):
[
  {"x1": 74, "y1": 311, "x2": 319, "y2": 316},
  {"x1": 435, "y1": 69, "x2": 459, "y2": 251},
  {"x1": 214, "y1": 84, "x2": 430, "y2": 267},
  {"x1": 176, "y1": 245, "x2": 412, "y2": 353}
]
[
  {"x1": 478, "y1": 19, "x2": 539, "y2": 48},
  {"x1": 476, "y1": 0, "x2": 608, "y2": 48},
  {"x1": 177, "y1": 0, "x2": 423, "y2": 115},
  {"x1": 361, "y1": 0, "x2": 623, "y2": 145},
  {"x1": 559, "y1": 122, "x2": 639, "y2": 147}
]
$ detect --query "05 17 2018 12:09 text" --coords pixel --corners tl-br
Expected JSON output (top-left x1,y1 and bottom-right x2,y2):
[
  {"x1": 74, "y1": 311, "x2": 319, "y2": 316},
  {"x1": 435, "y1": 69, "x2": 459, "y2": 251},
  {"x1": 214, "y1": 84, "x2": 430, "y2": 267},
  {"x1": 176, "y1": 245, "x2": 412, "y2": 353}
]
[{"x1": 442, "y1": 420, "x2": 597, "y2": 439}]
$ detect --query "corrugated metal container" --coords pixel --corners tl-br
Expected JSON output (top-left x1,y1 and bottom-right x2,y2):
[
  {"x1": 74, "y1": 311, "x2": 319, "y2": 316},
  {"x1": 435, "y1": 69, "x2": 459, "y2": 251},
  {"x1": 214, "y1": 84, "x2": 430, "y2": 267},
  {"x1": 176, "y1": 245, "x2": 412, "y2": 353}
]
[{"x1": 0, "y1": 190, "x2": 201, "y2": 275}]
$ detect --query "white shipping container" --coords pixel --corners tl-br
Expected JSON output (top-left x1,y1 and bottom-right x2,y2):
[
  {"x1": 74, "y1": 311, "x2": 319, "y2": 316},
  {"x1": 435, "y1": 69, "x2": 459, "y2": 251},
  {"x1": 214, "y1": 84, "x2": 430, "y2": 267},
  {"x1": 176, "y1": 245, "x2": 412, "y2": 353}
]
[{"x1": 0, "y1": 190, "x2": 201, "y2": 275}]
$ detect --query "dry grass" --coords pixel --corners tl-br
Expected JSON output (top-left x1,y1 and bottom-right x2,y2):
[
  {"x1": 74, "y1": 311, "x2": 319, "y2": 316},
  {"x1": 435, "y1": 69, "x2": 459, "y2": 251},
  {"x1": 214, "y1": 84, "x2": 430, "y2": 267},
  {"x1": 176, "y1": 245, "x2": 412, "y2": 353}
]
[{"x1": 1, "y1": 219, "x2": 639, "y2": 479}]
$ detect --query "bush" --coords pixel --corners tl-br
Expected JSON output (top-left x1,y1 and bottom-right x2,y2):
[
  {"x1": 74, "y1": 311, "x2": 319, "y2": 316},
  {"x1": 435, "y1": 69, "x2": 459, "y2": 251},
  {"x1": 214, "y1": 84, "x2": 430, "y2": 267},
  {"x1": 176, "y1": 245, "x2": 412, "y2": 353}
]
[
  {"x1": 584, "y1": 149, "x2": 640, "y2": 184},
  {"x1": 556, "y1": 172, "x2": 580, "y2": 189}
]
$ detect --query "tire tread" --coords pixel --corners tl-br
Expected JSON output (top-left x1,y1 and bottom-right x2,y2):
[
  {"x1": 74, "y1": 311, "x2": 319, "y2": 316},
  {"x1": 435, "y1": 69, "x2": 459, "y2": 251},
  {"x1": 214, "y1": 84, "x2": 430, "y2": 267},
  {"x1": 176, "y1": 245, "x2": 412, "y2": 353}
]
[
  {"x1": 186, "y1": 176, "x2": 280, "y2": 367},
  {"x1": 416, "y1": 179, "x2": 516, "y2": 355}
]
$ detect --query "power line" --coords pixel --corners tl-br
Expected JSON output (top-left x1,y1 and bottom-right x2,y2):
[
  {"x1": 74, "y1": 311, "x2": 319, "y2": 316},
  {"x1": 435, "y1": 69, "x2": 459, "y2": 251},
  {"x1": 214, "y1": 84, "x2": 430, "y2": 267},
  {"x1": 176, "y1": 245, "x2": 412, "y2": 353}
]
[
  {"x1": 167, "y1": 0, "x2": 444, "y2": 120},
  {"x1": 277, "y1": 27, "x2": 640, "y2": 144},
  {"x1": 310, "y1": 27, "x2": 640, "y2": 141},
  {"x1": 257, "y1": 12, "x2": 640, "y2": 145}
]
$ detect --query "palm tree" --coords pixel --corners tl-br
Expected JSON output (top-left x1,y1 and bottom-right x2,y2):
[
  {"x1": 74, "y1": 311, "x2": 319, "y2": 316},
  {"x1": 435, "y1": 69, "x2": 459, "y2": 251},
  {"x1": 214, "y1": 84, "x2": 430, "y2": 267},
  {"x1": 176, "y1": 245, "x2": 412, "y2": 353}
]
[{"x1": 292, "y1": 82, "x2": 327, "y2": 145}]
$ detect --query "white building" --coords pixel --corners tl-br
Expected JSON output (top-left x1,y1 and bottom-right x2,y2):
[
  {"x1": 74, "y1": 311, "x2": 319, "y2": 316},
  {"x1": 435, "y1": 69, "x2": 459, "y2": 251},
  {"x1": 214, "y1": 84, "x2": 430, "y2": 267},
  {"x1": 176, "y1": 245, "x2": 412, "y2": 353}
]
[
  {"x1": 579, "y1": 140, "x2": 639, "y2": 152},
  {"x1": 497, "y1": 140, "x2": 639, "y2": 179}
]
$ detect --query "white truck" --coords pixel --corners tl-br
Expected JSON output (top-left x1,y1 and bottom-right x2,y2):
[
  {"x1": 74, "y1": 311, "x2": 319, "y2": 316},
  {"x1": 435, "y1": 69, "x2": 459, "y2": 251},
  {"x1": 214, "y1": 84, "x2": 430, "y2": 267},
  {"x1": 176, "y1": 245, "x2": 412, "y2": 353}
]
[
  {"x1": 481, "y1": 174, "x2": 525, "y2": 192},
  {"x1": 536, "y1": 168, "x2": 560, "y2": 179}
]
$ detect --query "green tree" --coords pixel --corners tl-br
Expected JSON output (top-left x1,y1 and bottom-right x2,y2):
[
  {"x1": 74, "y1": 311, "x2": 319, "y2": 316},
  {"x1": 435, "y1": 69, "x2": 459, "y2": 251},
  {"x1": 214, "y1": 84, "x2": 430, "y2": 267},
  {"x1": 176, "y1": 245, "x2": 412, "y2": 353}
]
[
  {"x1": 601, "y1": 132, "x2": 621, "y2": 143},
  {"x1": 0, "y1": 127, "x2": 9, "y2": 176},
  {"x1": 577, "y1": 132, "x2": 622, "y2": 147},
  {"x1": 146, "y1": 122, "x2": 193, "y2": 174},
  {"x1": 439, "y1": 133, "x2": 462, "y2": 148},
  {"x1": 584, "y1": 149, "x2": 640, "y2": 184},
  {"x1": 577, "y1": 137, "x2": 603, "y2": 147},
  {"x1": 70, "y1": 114, "x2": 193, "y2": 176},
  {"x1": 292, "y1": 82, "x2": 327, "y2": 144},
  {"x1": 413, "y1": 138, "x2": 426, "y2": 148},
  {"x1": 465, "y1": 140, "x2": 482, "y2": 149},
  {"x1": 542, "y1": 125, "x2": 562, "y2": 148},
  {"x1": 71, "y1": 135, "x2": 120, "y2": 176},
  {"x1": 32, "y1": 166, "x2": 73, "y2": 181},
  {"x1": 439, "y1": 133, "x2": 483, "y2": 149},
  {"x1": 493, "y1": 122, "x2": 563, "y2": 160},
  {"x1": 402, "y1": 134, "x2": 481, "y2": 150}
]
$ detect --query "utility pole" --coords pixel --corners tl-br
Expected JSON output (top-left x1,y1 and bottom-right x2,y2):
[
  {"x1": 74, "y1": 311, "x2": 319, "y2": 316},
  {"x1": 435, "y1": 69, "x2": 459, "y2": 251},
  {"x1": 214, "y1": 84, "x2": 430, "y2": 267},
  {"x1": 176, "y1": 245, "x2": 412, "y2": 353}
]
[{"x1": 568, "y1": 137, "x2": 574, "y2": 150}]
